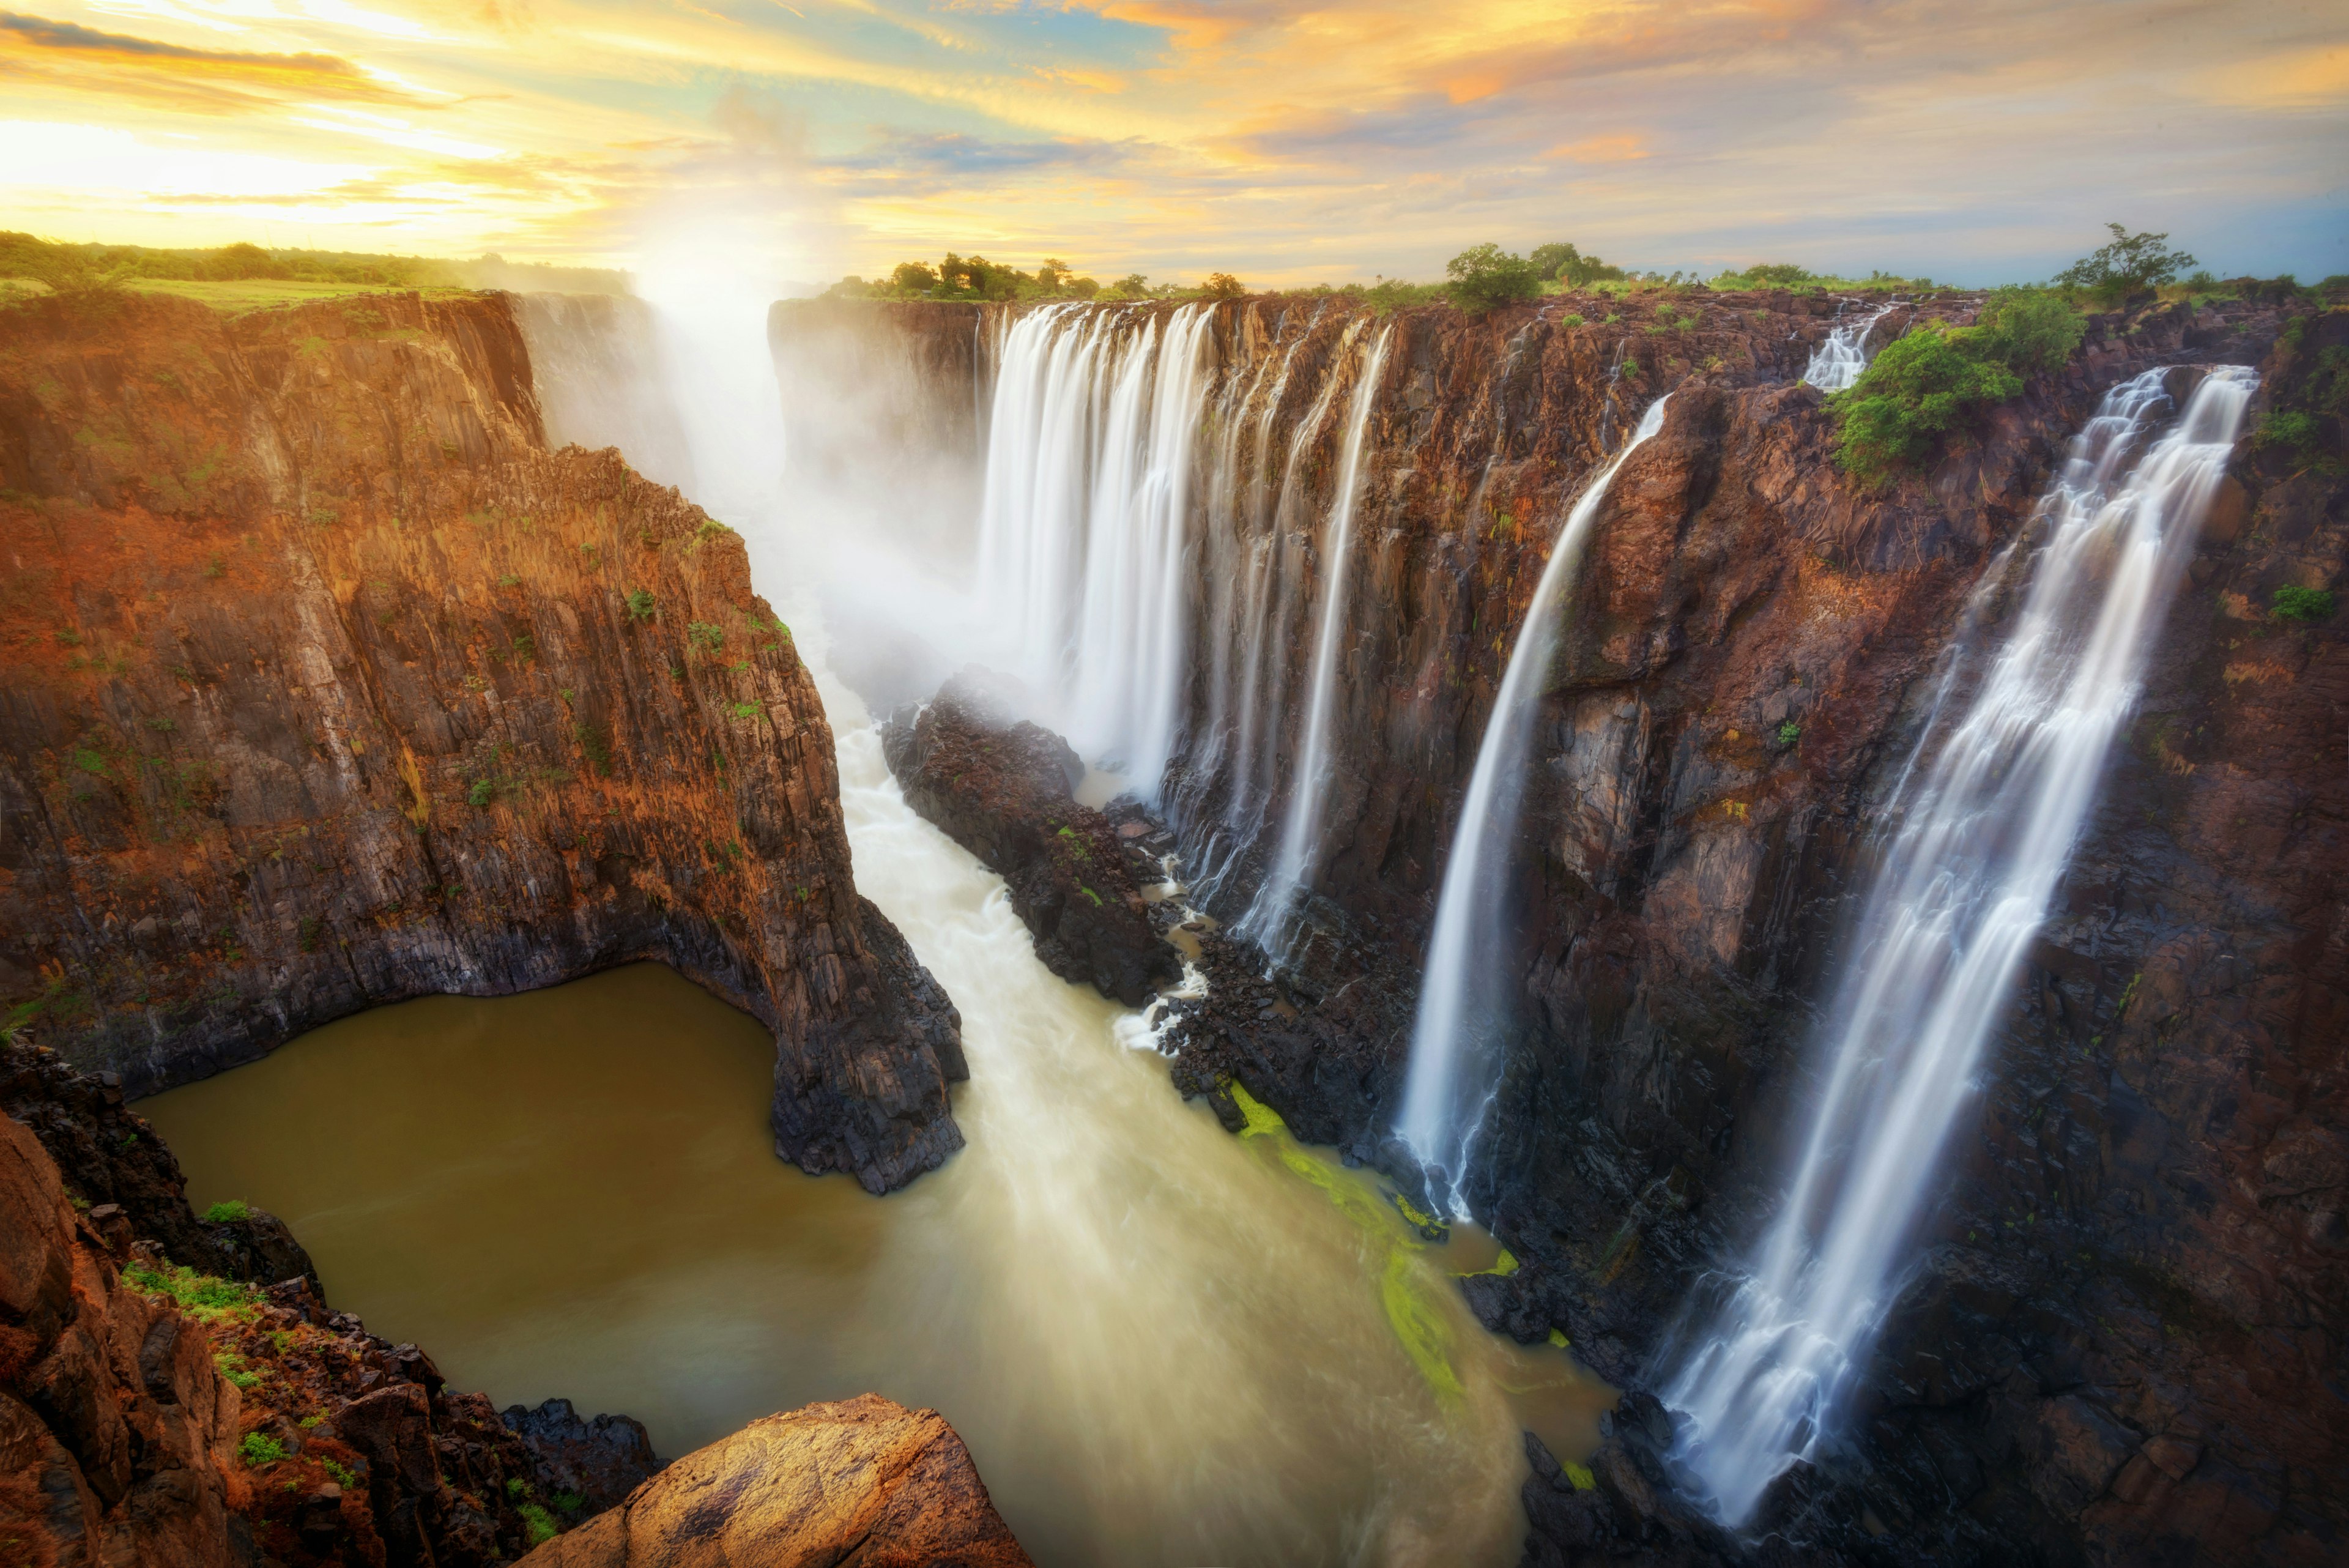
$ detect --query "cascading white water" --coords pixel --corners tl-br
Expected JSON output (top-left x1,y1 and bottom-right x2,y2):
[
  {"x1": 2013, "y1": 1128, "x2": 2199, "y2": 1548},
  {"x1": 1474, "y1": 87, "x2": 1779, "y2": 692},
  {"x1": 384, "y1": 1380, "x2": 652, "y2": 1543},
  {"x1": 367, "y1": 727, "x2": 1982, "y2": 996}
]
[
  {"x1": 971, "y1": 304, "x2": 1215, "y2": 793},
  {"x1": 495, "y1": 273, "x2": 1620, "y2": 1568},
  {"x1": 1802, "y1": 299, "x2": 1898, "y2": 393},
  {"x1": 1661, "y1": 364, "x2": 2257, "y2": 1526},
  {"x1": 1238, "y1": 325, "x2": 1394, "y2": 950},
  {"x1": 1396, "y1": 396, "x2": 1672, "y2": 1214}
]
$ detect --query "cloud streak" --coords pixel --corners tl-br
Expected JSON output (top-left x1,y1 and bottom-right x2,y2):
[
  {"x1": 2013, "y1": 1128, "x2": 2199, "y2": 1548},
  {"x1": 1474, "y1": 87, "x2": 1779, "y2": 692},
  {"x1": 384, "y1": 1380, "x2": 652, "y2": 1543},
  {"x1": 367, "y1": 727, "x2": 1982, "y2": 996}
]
[{"x1": 0, "y1": 0, "x2": 2339, "y2": 282}]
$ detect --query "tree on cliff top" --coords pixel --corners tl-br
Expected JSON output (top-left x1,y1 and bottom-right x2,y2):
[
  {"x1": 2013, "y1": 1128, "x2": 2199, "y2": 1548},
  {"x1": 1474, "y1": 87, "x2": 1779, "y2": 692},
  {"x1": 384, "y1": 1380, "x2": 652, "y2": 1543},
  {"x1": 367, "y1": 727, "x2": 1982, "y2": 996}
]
[
  {"x1": 1446, "y1": 243, "x2": 1545, "y2": 312},
  {"x1": 1529, "y1": 242, "x2": 1626, "y2": 288},
  {"x1": 1200, "y1": 272, "x2": 1245, "y2": 299},
  {"x1": 2055, "y1": 223, "x2": 2197, "y2": 303}
]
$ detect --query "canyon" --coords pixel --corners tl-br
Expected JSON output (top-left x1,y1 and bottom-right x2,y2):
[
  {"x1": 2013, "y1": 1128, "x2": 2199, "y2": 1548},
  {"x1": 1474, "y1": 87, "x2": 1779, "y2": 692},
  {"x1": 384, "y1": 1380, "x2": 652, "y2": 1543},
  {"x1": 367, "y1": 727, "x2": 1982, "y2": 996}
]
[
  {"x1": 1, "y1": 272, "x2": 2340, "y2": 1568},
  {"x1": 778, "y1": 284, "x2": 2344, "y2": 1566},
  {"x1": 0, "y1": 288, "x2": 964, "y2": 1194}
]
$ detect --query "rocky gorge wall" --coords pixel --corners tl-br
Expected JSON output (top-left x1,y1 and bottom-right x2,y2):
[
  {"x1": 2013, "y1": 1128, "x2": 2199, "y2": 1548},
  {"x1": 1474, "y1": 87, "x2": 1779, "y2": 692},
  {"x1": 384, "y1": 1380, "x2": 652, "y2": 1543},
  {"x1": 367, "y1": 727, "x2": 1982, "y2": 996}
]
[
  {"x1": 0, "y1": 288, "x2": 963, "y2": 1192},
  {"x1": 806, "y1": 288, "x2": 2347, "y2": 1566}
]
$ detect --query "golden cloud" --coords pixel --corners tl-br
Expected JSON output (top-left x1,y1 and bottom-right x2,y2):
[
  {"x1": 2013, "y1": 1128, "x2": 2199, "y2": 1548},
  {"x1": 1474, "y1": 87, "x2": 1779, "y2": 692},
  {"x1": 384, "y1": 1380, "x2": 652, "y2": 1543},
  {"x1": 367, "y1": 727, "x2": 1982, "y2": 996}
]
[{"x1": 0, "y1": 10, "x2": 422, "y2": 115}]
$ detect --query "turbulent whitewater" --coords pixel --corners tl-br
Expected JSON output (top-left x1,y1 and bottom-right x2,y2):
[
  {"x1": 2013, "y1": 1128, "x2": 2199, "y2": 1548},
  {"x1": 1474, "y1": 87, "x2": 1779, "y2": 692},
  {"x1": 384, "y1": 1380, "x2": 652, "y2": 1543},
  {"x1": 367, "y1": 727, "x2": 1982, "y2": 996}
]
[
  {"x1": 1661, "y1": 365, "x2": 2257, "y2": 1524},
  {"x1": 1395, "y1": 395, "x2": 1672, "y2": 1215}
]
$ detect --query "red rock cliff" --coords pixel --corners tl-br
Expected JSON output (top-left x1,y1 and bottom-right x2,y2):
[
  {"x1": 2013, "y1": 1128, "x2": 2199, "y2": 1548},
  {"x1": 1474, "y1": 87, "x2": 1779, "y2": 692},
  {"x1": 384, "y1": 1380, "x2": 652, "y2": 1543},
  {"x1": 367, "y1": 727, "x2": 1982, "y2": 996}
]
[{"x1": 0, "y1": 288, "x2": 963, "y2": 1192}]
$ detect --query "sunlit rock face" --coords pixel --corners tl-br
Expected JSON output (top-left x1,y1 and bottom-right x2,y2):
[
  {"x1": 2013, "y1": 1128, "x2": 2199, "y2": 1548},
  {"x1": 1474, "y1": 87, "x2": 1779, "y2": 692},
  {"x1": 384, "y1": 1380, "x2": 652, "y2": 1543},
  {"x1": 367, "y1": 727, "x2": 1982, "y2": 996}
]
[
  {"x1": 519, "y1": 1394, "x2": 1033, "y2": 1568},
  {"x1": 811, "y1": 290, "x2": 2343, "y2": 1566},
  {"x1": 0, "y1": 289, "x2": 962, "y2": 1194}
]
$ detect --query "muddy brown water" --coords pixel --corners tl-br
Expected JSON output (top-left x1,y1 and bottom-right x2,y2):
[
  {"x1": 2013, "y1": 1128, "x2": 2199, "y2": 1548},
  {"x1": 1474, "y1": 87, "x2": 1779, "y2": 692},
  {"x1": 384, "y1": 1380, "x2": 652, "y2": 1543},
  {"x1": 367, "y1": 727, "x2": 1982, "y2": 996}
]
[{"x1": 143, "y1": 699, "x2": 1612, "y2": 1568}]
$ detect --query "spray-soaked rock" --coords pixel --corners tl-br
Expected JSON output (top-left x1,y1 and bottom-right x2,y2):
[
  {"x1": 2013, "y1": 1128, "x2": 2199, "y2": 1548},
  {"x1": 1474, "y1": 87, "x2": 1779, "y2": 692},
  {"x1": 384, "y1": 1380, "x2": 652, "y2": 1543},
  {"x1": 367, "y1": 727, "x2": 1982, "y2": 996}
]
[{"x1": 881, "y1": 672, "x2": 1180, "y2": 1006}]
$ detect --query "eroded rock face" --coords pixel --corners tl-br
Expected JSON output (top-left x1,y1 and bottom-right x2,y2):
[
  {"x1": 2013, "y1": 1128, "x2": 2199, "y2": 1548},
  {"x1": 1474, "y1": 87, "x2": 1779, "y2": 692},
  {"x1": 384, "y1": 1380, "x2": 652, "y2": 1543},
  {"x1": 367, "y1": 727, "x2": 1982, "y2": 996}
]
[
  {"x1": 821, "y1": 291, "x2": 2344, "y2": 1564},
  {"x1": 0, "y1": 288, "x2": 963, "y2": 1194},
  {"x1": 882, "y1": 673, "x2": 1178, "y2": 1006},
  {"x1": 521, "y1": 1393, "x2": 1033, "y2": 1568},
  {"x1": 2, "y1": 1037, "x2": 318, "y2": 1293}
]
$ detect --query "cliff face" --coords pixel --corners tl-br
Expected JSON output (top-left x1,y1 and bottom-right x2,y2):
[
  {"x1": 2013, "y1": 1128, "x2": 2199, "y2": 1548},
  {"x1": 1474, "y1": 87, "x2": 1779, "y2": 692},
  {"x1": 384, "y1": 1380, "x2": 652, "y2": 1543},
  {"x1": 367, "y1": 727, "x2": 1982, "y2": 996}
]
[
  {"x1": 0, "y1": 288, "x2": 963, "y2": 1192},
  {"x1": 815, "y1": 290, "x2": 2345, "y2": 1564}
]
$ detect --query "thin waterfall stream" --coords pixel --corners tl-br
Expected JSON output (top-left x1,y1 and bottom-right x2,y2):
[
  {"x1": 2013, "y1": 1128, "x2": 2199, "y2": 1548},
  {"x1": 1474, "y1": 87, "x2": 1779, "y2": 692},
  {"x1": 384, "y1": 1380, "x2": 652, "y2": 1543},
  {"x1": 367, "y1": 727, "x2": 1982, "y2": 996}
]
[
  {"x1": 1659, "y1": 365, "x2": 2257, "y2": 1525},
  {"x1": 1396, "y1": 396, "x2": 1673, "y2": 1213},
  {"x1": 1802, "y1": 299, "x2": 1900, "y2": 393},
  {"x1": 1241, "y1": 324, "x2": 1395, "y2": 953}
]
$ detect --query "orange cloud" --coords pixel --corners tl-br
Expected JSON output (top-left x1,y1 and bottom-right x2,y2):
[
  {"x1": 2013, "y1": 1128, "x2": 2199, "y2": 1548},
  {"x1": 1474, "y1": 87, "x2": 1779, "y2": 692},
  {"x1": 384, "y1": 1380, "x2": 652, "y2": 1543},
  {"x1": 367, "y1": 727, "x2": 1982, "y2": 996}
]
[
  {"x1": 1543, "y1": 133, "x2": 1648, "y2": 163},
  {"x1": 0, "y1": 10, "x2": 420, "y2": 114}
]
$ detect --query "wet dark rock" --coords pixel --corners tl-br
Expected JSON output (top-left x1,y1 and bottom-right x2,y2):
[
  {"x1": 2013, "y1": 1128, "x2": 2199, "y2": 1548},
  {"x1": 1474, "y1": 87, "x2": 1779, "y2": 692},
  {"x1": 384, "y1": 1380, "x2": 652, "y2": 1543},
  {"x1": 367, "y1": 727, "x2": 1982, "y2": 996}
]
[
  {"x1": 2, "y1": 1038, "x2": 321, "y2": 1293},
  {"x1": 881, "y1": 672, "x2": 1179, "y2": 1006},
  {"x1": 839, "y1": 292, "x2": 2339, "y2": 1566},
  {"x1": 501, "y1": 1397, "x2": 661, "y2": 1515}
]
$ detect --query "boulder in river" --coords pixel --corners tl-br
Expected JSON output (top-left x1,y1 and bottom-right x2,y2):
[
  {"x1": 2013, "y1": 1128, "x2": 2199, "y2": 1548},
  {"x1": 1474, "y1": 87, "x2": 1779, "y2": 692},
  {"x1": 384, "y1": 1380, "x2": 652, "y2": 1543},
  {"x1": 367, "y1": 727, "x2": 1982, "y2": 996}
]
[{"x1": 883, "y1": 672, "x2": 1181, "y2": 1006}]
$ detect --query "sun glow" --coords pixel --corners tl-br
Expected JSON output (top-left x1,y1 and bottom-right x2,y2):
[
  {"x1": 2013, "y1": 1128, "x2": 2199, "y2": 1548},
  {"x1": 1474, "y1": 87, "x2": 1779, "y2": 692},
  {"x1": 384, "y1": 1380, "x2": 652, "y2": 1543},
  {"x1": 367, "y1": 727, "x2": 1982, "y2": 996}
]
[{"x1": 0, "y1": 0, "x2": 2339, "y2": 279}]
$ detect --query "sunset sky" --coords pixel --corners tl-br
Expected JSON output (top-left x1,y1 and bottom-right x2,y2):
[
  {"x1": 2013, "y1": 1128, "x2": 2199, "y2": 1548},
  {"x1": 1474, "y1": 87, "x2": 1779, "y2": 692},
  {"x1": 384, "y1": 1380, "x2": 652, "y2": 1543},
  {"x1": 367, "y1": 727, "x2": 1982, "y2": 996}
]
[{"x1": 3, "y1": 0, "x2": 2344, "y2": 288}]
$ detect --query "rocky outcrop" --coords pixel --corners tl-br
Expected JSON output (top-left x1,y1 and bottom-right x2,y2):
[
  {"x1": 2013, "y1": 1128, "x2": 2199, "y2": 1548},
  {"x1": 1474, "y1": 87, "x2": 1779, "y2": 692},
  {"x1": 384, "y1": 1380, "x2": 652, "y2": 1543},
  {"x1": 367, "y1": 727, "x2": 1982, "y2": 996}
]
[
  {"x1": 2, "y1": 1036, "x2": 317, "y2": 1292},
  {"x1": 520, "y1": 1393, "x2": 1033, "y2": 1568},
  {"x1": 0, "y1": 1107, "x2": 247, "y2": 1567},
  {"x1": 2, "y1": 1042, "x2": 658, "y2": 1566},
  {"x1": 883, "y1": 673, "x2": 1178, "y2": 1006},
  {"x1": 0, "y1": 287, "x2": 963, "y2": 1193},
  {"x1": 499, "y1": 1398, "x2": 664, "y2": 1518}
]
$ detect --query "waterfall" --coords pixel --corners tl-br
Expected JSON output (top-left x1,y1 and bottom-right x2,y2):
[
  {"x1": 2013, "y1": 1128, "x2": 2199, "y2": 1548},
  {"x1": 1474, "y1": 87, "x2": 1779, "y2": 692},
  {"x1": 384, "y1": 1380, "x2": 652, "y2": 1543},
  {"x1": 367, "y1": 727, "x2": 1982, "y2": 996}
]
[
  {"x1": 1661, "y1": 364, "x2": 2257, "y2": 1525},
  {"x1": 514, "y1": 292, "x2": 697, "y2": 489},
  {"x1": 1802, "y1": 299, "x2": 1898, "y2": 393},
  {"x1": 1396, "y1": 396, "x2": 1672, "y2": 1214},
  {"x1": 971, "y1": 304, "x2": 1215, "y2": 793},
  {"x1": 1238, "y1": 325, "x2": 1394, "y2": 953}
]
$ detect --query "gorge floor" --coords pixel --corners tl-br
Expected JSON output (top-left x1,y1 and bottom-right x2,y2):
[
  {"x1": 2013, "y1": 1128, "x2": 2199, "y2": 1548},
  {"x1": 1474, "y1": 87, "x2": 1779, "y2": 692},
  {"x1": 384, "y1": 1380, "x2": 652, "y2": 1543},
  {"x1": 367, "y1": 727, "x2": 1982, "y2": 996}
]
[{"x1": 140, "y1": 677, "x2": 1614, "y2": 1568}]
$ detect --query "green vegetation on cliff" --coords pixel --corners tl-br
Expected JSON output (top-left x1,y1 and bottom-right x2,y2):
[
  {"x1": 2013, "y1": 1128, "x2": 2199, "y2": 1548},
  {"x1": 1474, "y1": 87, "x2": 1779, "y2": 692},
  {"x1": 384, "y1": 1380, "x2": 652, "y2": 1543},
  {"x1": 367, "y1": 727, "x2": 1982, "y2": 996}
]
[
  {"x1": 0, "y1": 231, "x2": 623, "y2": 311},
  {"x1": 1829, "y1": 288, "x2": 2087, "y2": 484}
]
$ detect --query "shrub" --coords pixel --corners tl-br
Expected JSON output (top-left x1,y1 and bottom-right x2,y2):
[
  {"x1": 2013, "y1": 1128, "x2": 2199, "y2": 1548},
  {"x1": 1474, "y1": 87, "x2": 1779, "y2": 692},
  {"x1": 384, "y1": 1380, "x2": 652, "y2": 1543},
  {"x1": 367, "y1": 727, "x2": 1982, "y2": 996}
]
[
  {"x1": 1828, "y1": 291, "x2": 2081, "y2": 484},
  {"x1": 2055, "y1": 223, "x2": 2197, "y2": 302},
  {"x1": 1830, "y1": 323, "x2": 2022, "y2": 481},
  {"x1": 1445, "y1": 243, "x2": 1545, "y2": 312},
  {"x1": 215, "y1": 1353, "x2": 262, "y2": 1390},
  {"x1": 688, "y1": 621, "x2": 724, "y2": 655},
  {"x1": 201, "y1": 1198, "x2": 252, "y2": 1224},
  {"x1": 240, "y1": 1432, "x2": 286, "y2": 1467},
  {"x1": 467, "y1": 778, "x2": 495, "y2": 808},
  {"x1": 1974, "y1": 286, "x2": 2085, "y2": 373},
  {"x1": 625, "y1": 589, "x2": 656, "y2": 622},
  {"x1": 324, "y1": 1458, "x2": 358, "y2": 1488},
  {"x1": 1776, "y1": 721, "x2": 1802, "y2": 747},
  {"x1": 2273, "y1": 585, "x2": 2336, "y2": 622},
  {"x1": 573, "y1": 721, "x2": 613, "y2": 775},
  {"x1": 123, "y1": 1260, "x2": 258, "y2": 1323},
  {"x1": 2255, "y1": 409, "x2": 2324, "y2": 459},
  {"x1": 518, "y1": 1502, "x2": 560, "y2": 1545}
]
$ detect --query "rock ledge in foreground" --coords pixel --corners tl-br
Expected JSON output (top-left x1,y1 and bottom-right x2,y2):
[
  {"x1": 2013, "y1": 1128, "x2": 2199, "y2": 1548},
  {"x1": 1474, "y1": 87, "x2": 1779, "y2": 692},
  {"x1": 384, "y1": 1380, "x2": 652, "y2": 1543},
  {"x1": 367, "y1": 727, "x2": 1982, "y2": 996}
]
[{"x1": 520, "y1": 1393, "x2": 1033, "y2": 1568}]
